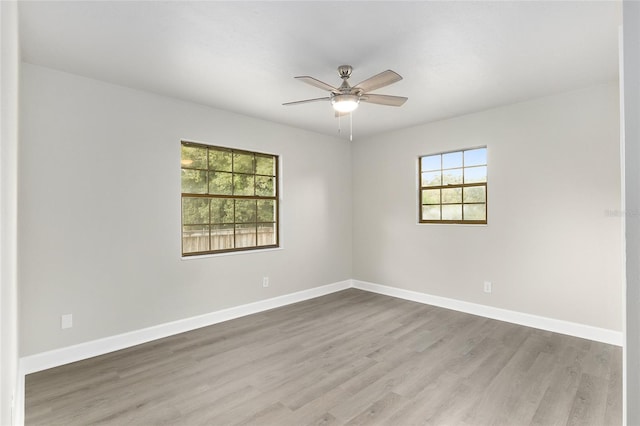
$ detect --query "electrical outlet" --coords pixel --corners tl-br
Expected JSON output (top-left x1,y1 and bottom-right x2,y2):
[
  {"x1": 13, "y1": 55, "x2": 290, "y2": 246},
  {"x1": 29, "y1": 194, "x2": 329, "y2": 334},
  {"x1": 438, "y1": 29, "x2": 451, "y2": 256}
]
[
  {"x1": 483, "y1": 281, "x2": 492, "y2": 294},
  {"x1": 61, "y1": 314, "x2": 73, "y2": 329},
  {"x1": 263, "y1": 277, "x2": 269, "y2": 288}
]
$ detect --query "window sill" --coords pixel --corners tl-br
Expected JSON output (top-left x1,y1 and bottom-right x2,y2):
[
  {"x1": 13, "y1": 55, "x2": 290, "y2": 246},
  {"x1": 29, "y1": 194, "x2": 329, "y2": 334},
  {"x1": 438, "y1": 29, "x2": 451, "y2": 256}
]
[
  {"x1": 181, "y1": 246, "x2": 283, "y2": 260},
  {"x1": 416, "y1": 222, "x2": 488, "y2": 227}
]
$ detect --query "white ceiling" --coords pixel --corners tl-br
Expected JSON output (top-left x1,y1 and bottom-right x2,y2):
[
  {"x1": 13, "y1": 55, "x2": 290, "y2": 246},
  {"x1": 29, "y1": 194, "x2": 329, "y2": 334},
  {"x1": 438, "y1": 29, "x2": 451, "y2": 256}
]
[{"x1": 18, "y1": 1, "x2": 621, "y2": 139}]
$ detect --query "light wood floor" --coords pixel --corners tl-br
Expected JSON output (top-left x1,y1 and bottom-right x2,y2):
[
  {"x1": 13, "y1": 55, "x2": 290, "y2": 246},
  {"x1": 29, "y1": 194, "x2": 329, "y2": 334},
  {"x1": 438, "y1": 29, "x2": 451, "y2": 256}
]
[{"x1": 25, "y1": 289, "x2": 621, "y2": 425}]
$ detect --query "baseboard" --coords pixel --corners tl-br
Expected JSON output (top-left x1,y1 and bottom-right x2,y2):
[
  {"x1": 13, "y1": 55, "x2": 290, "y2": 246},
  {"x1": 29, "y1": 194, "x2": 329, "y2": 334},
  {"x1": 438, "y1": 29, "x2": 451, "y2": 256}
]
[
  {"x1": 20, "y1": 277, "x2": 622, "y2": 376},
  {"x1": 352, "y1": 280, "x2": 623, "y2": 346},
  {"x1": 20, "y1": 279, "x2": 352, "y2": 375}
]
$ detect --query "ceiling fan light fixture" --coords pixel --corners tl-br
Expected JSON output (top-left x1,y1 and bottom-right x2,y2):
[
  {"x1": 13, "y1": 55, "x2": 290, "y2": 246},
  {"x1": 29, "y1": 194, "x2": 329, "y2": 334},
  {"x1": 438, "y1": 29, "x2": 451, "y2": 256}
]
[{"x1": 331, "y1": 94, "x2": 360, "y2": 113}]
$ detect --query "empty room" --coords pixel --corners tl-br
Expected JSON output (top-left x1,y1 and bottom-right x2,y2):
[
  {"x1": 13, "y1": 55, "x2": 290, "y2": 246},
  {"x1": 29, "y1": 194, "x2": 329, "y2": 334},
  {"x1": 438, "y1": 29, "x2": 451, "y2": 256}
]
[{"x1": 2, "y1": 1, "x2": 640, "y2": 425}]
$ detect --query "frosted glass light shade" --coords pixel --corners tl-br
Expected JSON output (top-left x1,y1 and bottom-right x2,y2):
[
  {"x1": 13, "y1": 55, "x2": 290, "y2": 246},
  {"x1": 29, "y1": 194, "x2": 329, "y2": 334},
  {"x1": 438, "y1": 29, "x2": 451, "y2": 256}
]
[{"x1": 331, "y1": 94, "x2": 359, "y2": 113}]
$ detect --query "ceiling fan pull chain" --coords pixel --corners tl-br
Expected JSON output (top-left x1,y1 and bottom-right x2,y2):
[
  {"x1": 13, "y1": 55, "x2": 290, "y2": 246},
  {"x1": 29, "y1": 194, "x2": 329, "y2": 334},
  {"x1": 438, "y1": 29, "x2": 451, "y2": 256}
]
[
  {"x1": 350, "y1": 112, "x2": 353, "y2": 141},
  {"x1": 338, "y1": 114, "x2": 341, "y2": 135}
]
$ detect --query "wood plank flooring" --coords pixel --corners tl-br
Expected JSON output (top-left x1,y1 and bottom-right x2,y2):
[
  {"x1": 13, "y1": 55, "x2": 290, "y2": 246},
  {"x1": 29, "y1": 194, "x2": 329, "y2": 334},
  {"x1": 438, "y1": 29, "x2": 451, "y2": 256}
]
[{"x1": 25, "y1": 289, "x2": 622, "y2": 425}]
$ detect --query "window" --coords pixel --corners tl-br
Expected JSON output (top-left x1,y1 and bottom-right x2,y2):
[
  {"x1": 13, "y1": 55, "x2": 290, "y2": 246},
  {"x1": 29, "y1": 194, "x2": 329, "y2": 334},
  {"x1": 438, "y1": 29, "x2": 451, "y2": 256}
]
[
  {"x1": 419, "y1": 147, "x2": 487, "y2": 224},
  {"x1": 181, "y1": 141, "x2": 279, "y2": 256}
]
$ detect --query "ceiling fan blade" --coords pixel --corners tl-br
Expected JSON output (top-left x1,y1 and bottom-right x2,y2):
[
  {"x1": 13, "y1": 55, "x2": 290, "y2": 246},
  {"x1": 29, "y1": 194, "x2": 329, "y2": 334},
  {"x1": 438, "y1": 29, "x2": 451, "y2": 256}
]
[
  {"x1": 354, "y1": 70, "x2": 403, "y2": 93},
  {"x1": 360, "y1": 94, "x2": 408, "y2": 107},
  {"x1": 282, "y1": 97, "x2": 331, "y2": 106},
  {"x1": 295, "y1": 76, "x2": 339, "y2": 93}
]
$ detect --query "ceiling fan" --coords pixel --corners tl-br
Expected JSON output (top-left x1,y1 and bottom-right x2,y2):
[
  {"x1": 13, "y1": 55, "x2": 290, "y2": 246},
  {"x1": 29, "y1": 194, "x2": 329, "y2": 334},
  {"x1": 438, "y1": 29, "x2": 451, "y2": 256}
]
[{"x1": 283, "y1": 65, "x2": 408, "y2": 115}]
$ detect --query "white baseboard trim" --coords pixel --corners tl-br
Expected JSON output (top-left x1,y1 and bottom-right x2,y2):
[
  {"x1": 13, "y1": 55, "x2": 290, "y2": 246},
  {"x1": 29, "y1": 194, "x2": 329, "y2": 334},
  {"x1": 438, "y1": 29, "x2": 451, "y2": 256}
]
[
  {"x1": 352, "y1": 280, "x2": 623, "y2": 346},
  {"x1": 20, "y1": 279, "x2": 352, "y2": 375},
  {"x1": 20, "y1": 278, "x2": 622, "y2": 376}
]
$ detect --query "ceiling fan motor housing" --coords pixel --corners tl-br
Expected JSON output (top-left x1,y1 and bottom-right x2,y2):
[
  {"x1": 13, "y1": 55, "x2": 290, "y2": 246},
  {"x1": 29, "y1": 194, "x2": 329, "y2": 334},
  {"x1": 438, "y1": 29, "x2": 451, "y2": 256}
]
[{"x1": 337, "y1": 65, "x2": 353, "y2": 79}]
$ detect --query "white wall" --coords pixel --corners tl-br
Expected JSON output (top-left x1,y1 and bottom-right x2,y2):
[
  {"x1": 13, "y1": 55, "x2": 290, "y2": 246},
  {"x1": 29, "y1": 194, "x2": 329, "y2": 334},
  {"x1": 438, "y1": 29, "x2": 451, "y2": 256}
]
[
  {"x1": 18, "y1": 63, "x2": 352, "y2": 356},
  {"x1": 1, "y1": 1, "x2": 20, "y2": 423},
  {"x1": 17, "y1": 62, "x2": 623, "y2": 358},
  {"x1": 623, "y1": 0, "x2": 640, "y2": 422},
  {"x1": 353, "y1": 83, "x2": 622, "y2": 332}
]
